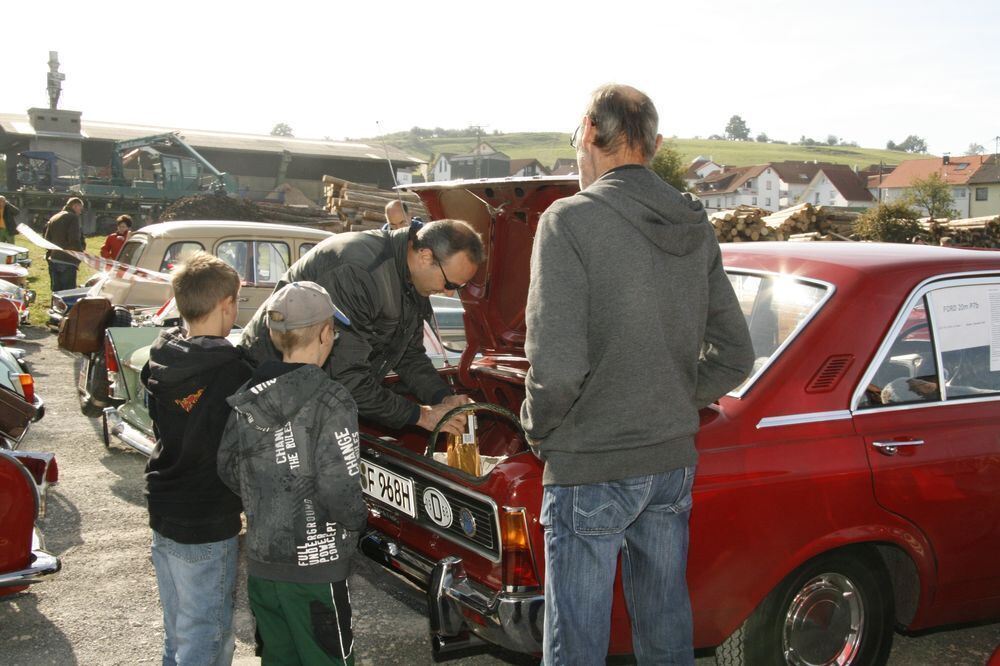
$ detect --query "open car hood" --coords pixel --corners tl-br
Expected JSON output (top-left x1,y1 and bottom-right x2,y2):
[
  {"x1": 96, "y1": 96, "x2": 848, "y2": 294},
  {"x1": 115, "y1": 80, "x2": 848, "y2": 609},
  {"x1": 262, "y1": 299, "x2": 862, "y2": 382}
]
[{"x1": 404, "y1": 176, "x2": 579, "y2": 365}]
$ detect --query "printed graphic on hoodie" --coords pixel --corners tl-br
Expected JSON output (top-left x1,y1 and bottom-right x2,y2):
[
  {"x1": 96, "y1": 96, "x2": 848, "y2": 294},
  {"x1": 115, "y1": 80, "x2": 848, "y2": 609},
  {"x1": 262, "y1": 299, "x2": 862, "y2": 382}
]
[
  {"x1": 297, "y1": 498, "x2": 340, "y2": 566},
  {"x1": 274, "y1": 423, "x2": 299, "y2": 470},
  {"x1": 173, "y1": 387, "x2": 204, "y2": 413},
  {"x1": 335, "y1": 428, "x2": 360, "y2": 477}
]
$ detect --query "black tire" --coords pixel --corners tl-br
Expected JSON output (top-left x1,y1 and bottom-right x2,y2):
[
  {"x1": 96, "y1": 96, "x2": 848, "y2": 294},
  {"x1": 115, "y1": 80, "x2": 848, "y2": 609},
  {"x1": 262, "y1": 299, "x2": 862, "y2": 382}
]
[
  {"x1": 102, "y1": 412, "x2": 111, "y2": 448},
  {"x1": 108, "y1": 306, "x2": 133, "y2": 329},
  {"x1": 715, "y1": 549, "x2": 894, "y2": 666}
]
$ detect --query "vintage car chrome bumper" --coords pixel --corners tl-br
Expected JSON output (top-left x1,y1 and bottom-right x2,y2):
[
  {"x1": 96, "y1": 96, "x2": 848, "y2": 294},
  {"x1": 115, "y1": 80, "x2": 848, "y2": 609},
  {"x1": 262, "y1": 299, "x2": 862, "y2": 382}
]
[
  {"x1": 361, "y1": 531, "x2": 544, "y2": 655},
  {"x1": 103, "y1": 408, "x2": 155, "y2": 456},
  {"x1": 0, "y1": 529, "x2": 61, "y2": 588}
]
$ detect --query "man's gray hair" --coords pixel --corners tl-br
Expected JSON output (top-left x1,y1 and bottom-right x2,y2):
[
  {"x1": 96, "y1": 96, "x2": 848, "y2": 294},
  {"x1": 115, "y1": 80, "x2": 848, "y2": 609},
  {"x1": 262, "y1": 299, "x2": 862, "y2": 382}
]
[
  {"x1": 413, "y1": 219, "x2": 485, "y2": 265},
  {"x1": 585, "y1": 84, "x2": 659, "y2": 161}
]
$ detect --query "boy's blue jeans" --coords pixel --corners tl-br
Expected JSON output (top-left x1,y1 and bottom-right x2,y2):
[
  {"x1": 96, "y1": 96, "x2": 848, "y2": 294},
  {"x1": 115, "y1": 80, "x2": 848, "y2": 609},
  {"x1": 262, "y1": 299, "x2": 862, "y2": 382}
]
[
  {"x1": 151, "y1": 531, "x2": 238, "y2": 666},
  {"x1": 541, "y1": 466, "x2": 696, "y2": 666}
]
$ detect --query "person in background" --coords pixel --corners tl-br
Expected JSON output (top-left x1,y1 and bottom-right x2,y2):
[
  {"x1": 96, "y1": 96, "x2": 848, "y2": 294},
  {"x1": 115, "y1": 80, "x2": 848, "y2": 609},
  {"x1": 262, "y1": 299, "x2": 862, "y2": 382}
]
[
  {"x1": 0, "y1": 196, "x2": 20, "y2": 243},
  {"x1": 100, "y1": 214, "x2": 133, "y2": 259},
  {"x1": 219, "y1": 281, "x2": 365, "y2": 665},
  {"x1": 43, "y1": 197, "x2": 85, "y2": 291},
  {"x1": 520, "y1": 84, "x2": 754, "y2": 664},
  {"x1": 382, "y1": 199, "x2": 413, "y2": 231},
  {"x1": 142, "y1": 252, "x2": 253, "y2": 665}
]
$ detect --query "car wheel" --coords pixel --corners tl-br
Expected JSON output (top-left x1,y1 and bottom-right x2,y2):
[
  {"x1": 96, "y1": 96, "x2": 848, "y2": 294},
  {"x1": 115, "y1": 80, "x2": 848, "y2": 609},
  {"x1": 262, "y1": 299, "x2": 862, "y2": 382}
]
[{"x1": 715, "y1": 549, "x2": 894, "y2": 666}]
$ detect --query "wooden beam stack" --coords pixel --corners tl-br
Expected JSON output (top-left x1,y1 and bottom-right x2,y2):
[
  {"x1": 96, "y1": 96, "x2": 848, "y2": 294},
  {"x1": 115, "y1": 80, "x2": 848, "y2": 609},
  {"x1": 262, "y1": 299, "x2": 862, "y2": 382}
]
[
  {"x1": 923, "y1": 216, "x2": 1000, "y2": 248},
  {"x1": 760, "y1": 204, "x2": 860, "y2": 242},
  {"x1": 323, "y1": 175, "x2": 429, "y2": 231},
  {"x1": 709, "y1": 206, "x2": 777, "y2": 242}
]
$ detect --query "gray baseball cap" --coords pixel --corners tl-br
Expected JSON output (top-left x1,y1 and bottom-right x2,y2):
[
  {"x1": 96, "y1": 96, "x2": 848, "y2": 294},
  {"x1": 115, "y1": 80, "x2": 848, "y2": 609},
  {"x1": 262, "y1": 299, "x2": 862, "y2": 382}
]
[{"x1": 266, "y1": 281, "x2": 351, "y2": 332}]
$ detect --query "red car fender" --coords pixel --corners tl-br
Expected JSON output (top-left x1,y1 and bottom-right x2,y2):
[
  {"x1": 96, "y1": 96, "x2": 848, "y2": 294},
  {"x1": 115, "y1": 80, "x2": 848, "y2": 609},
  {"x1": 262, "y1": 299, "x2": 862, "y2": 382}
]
[
  {"x1": 0, "y1": 451, "x2": 40, "y2": 596},
  {"x1": 0, "y1": 297, "x2": 19, "y2": 340}
]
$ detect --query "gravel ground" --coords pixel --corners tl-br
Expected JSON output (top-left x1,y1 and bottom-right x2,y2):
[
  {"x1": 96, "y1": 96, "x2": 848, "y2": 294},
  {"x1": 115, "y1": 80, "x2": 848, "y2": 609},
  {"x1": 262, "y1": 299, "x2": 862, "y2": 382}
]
[{"x1": 0, "y1": 326, "x2": 997, "y2": 665}]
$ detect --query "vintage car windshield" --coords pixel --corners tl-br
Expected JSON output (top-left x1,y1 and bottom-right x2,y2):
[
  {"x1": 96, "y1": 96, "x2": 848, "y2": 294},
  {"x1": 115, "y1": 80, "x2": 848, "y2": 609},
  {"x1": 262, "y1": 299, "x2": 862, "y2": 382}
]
[{"x1": 726, "y1": 270, "x2": 831, "y2": 396}]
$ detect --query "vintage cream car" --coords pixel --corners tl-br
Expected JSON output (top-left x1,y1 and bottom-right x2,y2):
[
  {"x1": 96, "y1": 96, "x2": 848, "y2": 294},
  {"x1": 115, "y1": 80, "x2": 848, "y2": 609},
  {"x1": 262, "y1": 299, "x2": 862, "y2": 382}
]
[{"x1": 92, "y1": 220, "x2": 331, "y2": 325}]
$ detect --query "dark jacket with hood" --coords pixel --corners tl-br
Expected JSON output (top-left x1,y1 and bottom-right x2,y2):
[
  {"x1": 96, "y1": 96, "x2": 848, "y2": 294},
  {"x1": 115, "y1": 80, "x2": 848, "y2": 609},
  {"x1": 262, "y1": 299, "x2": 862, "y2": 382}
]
[
  {"x1": 142, "y1": 329, "x2": 253, "y2": 543},
  {"x1": 218, "y1": 362, "x2": 367, "y2": 584},
  {"x1": 43, "y1": 205, "x2": 84, "y2": 266},
  {"x1": 239, "y1": 227, "x2": 451, "y2": 429},
  {"x1": 520, "y1": 165, "x2": 754, "y2": 486}
]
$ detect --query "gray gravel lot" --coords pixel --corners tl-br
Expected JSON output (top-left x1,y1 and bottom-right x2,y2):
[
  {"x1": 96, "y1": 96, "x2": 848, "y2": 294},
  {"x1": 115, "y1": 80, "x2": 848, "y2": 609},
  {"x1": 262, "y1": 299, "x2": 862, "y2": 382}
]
[{"x1": 0, "y1": 326, "x2": 996, "y2": 665}]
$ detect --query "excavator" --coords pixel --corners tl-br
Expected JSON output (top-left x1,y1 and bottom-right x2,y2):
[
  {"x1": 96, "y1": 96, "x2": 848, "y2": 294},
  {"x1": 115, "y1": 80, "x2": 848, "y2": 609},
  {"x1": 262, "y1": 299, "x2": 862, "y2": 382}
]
[{"x1": 7, "y1": 132, "x2": 237, "y2": 232}]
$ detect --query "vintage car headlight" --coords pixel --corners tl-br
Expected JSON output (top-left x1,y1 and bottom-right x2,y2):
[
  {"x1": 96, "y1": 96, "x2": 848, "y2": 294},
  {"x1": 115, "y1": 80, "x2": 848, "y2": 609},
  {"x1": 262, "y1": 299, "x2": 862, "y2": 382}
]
[{"x1": 52, "y1": 295, "x2": 67, "y2": 314}]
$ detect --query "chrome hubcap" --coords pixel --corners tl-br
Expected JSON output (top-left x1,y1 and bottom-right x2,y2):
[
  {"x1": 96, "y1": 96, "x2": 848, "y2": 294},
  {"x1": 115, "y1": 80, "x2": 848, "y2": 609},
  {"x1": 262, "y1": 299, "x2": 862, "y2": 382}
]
[{"x1": 782, "y1": 573, "x2": 864, "y2": 665}]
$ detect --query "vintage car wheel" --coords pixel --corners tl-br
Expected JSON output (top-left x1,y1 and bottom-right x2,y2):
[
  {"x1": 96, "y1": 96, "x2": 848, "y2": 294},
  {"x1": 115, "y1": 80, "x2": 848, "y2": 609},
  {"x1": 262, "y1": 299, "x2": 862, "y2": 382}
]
[
  {"x1": 715, "y1": 549, "x2": 894, "y2": 666},
  {"x1": 80, "y1": 353, "x2": 110, "y2": 418}
]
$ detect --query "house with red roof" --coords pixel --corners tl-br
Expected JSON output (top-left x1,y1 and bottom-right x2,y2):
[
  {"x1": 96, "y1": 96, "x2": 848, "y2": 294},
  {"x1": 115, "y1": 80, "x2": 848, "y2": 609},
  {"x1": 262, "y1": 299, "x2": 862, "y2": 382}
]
[
  {"x1": 877, "y1": 154, "x2": 992, "y2": 217},
  {"x1": 550, "y1": 158, "x2": 578, "y2": 175},
  {"x1": 683, "y1": 157, "x2": 723, "y2": 189},
  {"x1": 968, "y1": 155, "x2": 1000, "y2": 217},
  {"x1": 509, "y1": 158, "x2": 550, "y2": 178},
  {"x1": 798, "y1": 165, "x2": 875, "y2": 209}
]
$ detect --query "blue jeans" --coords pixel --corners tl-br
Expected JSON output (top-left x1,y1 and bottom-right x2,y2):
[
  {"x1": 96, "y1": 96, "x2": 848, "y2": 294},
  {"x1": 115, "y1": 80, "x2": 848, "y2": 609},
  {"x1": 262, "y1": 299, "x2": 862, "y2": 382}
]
[
  {"x1": 541, "y1": 467, "x2": 696, "y2": 666},
  {"x1": 151, "y1": 531, "x2": 238, "y2": 666},
  {"x1": 47, "y1": 261, "x2": 78, "y2": 292}
]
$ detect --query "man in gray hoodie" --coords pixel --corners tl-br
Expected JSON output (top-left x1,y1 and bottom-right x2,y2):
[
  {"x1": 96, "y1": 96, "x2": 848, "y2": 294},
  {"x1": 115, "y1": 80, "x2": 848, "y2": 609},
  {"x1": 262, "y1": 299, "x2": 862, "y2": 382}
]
[{"x1": 520, "y1": 84, "x2": 754, "y2": 665}]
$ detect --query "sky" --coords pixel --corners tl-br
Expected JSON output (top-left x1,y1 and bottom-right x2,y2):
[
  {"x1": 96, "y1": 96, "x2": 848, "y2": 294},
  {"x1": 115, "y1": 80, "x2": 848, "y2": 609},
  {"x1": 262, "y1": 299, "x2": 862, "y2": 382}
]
[{"x1": 5, "y1": 0, "x2": 1000, "y2": 157}]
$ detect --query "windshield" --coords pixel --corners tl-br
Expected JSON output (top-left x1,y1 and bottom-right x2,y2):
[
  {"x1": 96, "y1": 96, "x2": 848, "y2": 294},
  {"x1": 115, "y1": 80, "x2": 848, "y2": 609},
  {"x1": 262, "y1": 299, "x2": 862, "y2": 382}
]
[{"x1": 726, "y1": 271, "x2": 831, "y2": 396}]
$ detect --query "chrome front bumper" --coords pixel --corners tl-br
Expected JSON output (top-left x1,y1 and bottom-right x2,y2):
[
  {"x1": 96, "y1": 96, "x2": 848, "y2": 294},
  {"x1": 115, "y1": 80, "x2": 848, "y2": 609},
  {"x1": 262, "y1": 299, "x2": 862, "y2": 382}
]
[
  {"x1": 0, "y1": 529, "x2": 61, "y2": 588},
  {"x1": 103, "y1": 408, "x2": 155, "y2": 456},
  {"x1": 361, "y1": 531, "x2": 544, "y2": 655}
]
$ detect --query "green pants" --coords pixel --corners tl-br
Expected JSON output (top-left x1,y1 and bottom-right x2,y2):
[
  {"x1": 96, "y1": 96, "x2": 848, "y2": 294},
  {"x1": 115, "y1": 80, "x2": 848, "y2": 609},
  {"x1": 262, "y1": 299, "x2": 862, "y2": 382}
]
[{"x1": 247, "y1": 576, "x2": 355, "y2": 666}]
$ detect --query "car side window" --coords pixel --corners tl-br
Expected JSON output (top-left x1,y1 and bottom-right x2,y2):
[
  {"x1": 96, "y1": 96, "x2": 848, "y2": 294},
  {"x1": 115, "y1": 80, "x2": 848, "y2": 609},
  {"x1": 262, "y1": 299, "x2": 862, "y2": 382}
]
[
  {"x1": 117, "y1": 240, "x2": 144, "y2": 267},
  {"x1": 159, "y1": 242, "x2": 205, "y2": 273},
  {"x1": 255, "y1": 242, "x2": 290, "y2": 285},
  {"x1": 216, "y1": 241, "x2": 250, "y2": 282},
  {"x1": 926, "y1": 284, "x2": 1000, "y2": 400},
  {"x1": 300, "y1": 242, "x2": 317, "y2": 257},
  {"x1": 863, "y1": 298, "x2": 941, "y2": 408}
]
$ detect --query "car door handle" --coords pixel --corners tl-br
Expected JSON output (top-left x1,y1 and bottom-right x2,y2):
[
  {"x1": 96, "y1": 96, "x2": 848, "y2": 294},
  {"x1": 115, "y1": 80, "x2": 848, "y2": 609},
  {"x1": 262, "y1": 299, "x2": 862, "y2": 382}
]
[
  {"x1": 238, "y1": 297, "x2": 249, "y2": 302},
  {"x1": 872, "y1": 439, "x2": 925, "y2": 456}
]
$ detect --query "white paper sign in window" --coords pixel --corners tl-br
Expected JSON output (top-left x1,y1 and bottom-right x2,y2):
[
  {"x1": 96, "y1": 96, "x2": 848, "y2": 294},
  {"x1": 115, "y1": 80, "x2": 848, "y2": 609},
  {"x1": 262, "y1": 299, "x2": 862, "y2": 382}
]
[{"x1": 928, "y1": 284, "x2": 1000, "y2": 371}]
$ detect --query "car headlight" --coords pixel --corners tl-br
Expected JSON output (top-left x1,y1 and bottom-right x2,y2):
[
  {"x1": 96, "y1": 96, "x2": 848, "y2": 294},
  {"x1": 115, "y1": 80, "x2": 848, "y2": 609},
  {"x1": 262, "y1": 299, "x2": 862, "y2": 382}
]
[
  {"x1": 52, "y1": 296, "x2": 66, "y2": 314},
  {"x1": 4, "y1": 256, "x2": 12, "y2": 265}
]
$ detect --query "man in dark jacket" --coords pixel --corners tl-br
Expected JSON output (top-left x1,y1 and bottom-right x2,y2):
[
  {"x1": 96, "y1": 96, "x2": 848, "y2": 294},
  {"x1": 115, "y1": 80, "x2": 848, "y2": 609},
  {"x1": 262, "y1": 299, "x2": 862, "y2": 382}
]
[
  {"x1": 43, "y1": 196, "x2": 85, "y2": 291},
  {"x1": 240, "y1": 219, "x2": 484, "y2": 436},
  {"x1": 0, "y1": 195, "x2": 19, "y2": 243},
  {"x1": 520, "y1": 84, "x2": 754, "y2": 664}
]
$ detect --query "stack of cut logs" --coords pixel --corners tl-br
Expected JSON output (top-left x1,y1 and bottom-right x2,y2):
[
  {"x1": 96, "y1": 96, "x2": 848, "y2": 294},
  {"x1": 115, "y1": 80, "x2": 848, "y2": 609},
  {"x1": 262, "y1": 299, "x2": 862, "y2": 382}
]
[
  {"x1": 323, "y1": 175, "x2": 429, "y2": 231},
  {"x1": 709, "y1": 206, "x2": 777, "y2": 242},
  {"x1": 256, "y1": 201, "x2": 347, "y2": 233},
  {"x1": 760, "y1": 204, "x2": 859, "y2": 242},
  {"x1": 923, "y1": 216, "x2": 1000, "y2": 248}
]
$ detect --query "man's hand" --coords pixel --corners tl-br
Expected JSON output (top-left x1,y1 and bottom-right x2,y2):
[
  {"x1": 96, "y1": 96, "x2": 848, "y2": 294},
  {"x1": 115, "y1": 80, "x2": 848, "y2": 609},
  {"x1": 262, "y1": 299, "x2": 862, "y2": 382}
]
[{"x1": 416, "y1": 394, "x2": 473, "y2": 436}]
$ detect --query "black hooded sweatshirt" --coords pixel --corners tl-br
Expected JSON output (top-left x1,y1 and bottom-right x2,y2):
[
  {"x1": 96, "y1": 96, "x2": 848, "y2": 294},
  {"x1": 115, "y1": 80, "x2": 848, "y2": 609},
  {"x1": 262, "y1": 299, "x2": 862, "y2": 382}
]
[{"x1": 142, "y1": 328, "x2": 253, "y2": 543}]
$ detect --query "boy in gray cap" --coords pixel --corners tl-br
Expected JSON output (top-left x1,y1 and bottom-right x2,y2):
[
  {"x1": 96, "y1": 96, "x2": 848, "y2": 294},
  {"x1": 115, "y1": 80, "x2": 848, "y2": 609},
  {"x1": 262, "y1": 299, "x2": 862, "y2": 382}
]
[{"x1": 218, "y1": 281, "x2": 365, "y2": 666}]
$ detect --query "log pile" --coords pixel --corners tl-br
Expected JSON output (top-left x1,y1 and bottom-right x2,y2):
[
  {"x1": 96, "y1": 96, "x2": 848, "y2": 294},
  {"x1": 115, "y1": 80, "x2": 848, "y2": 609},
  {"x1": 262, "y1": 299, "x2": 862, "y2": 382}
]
[
  {"x1": 709, "y1": 206, "x2": 778, "y2": 242},
  {"x1": 923, "y1": 216, "x2": 1000, "y2": 248},
  {"x1": 158, "y1": 194, "x2": 346, "y2": 232},
  {"x1": 760, "y1": 204, "x2": 860, "y2": 242},
  {"x1": 323, "y1": 175, "x2": 428, "y2": 231}
]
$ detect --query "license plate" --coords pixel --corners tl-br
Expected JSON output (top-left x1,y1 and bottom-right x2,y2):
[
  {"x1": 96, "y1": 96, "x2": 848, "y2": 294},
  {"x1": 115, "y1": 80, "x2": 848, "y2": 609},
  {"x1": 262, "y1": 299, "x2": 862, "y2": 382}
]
[{"x1": 360, "y1": 460, "x2": 415, "y2": 518}]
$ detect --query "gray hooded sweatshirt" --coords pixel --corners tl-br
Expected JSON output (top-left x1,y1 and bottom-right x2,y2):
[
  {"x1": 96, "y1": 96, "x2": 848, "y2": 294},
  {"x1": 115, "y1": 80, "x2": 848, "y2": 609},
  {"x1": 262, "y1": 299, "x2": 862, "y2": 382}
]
[
  {"x1": 218, "y1": 362, "x2": 367, "y2": 584},
  {"x1": 520, "y1": 165, "x2": 754, "y2": 486}
]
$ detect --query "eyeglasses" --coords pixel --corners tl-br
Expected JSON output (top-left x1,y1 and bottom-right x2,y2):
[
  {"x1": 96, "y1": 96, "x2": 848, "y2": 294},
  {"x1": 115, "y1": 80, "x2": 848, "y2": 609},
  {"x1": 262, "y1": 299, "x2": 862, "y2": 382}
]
[
  {"x1": 570, "y1": 125, "x2": 581, "y2": 149},
  {"x1": 434, "y1": 255, "x2": 467, "y2": 291}
]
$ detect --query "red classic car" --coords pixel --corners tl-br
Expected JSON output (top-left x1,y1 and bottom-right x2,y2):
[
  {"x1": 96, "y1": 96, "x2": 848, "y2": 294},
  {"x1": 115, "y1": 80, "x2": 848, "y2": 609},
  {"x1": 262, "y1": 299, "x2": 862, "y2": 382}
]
[
  {"x1": 0, "y1": 448, "x2": 60, "y2": 595},
  {"x1": 356, "y1": 176, "x2": 1000, "y2": 665}
]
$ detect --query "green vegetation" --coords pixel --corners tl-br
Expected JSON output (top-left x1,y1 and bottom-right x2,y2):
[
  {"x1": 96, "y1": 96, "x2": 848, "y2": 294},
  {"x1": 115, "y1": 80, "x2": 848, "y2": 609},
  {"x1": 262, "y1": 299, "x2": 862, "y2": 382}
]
[
  {"x1": 651, "y1": 143, "x2": 687, "y2": 191},
  {"x1": 24, "y1": 235, "x2": 102, "y2": 326},
  {"x1": 853, "y1": 202, "x2": 923, "y2": 243},
  {"x1": 381, "y1": 132, "x2": 927, "y2": 171},
  {"x1": 906, "y1": 173, "x2": 957, "y2": 219}
]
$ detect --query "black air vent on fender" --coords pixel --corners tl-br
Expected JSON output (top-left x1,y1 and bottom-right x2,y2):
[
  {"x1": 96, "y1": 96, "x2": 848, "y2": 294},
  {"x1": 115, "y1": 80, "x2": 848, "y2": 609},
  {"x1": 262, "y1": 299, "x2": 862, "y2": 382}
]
[{"x1": 806, "y1": 354, "x2": 854, "y2": 393}]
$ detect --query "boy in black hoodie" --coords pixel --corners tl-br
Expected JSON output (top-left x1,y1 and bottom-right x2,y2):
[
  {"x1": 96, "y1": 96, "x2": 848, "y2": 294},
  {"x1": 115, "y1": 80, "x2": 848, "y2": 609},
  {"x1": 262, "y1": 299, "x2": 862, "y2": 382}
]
[
  {"x1": 218, "y1": 281, "x2": 364, "y2": 666},
  {"x1": 142, "y1": 252, "x2": 252, "y2": 666}
]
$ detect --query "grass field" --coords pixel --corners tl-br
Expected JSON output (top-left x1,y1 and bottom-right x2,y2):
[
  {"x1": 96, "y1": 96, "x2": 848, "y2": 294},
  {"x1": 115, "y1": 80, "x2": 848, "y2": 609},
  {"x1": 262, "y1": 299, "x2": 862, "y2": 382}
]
[
  {"x1": 386, "y1": 133, "x2": 927, "y2": 170},
  {"x1": 24, "y1": 236, "x2": 102, "y2": 327}
]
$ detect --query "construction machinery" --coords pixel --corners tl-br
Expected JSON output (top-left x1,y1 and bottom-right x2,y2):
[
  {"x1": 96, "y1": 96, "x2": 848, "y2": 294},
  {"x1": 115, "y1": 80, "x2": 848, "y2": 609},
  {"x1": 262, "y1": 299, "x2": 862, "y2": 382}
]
[{"x1": 4, "y1": 132, "x2": 237, "y2": 232}]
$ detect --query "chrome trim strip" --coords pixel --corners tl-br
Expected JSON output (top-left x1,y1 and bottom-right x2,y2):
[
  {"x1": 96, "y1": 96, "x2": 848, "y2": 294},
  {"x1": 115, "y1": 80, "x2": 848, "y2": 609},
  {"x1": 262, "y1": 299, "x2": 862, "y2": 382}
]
[
  {"x1": 105, "y1": 409, "x2": 155, "y2": 457},
  {"x1": 756, "y1": 410, "x2": 853, "y2": 429},
  {"x1": 0, "y1": 530, "x2": 60, "y2": 588},
  {"x1": 725, "y1": 269, "x2": 837, "y2": 400},
  {"x1": 360, "y1": 443, "x2": 503, "y2": 563},
  {"x1": 850, "y1": 271, "x2": 1000, "y2": 412},
  {"x1": 853, "y1": 392, "x2": 1000, "y2": 416}
]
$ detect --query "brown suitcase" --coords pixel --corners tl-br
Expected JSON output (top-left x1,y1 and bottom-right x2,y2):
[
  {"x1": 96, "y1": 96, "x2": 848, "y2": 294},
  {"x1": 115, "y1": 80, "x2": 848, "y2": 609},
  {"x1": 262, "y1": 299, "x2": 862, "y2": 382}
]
[{"x1": 58, "y1": 296, "x2": 114, "y2": 354}]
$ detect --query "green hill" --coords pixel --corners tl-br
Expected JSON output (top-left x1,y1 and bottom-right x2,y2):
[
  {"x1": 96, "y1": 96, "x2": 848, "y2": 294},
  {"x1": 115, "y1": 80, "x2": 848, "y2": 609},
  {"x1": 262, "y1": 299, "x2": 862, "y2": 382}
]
[{"x1": 383, "y1": 132, "x2": 927, "y2": 170}]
